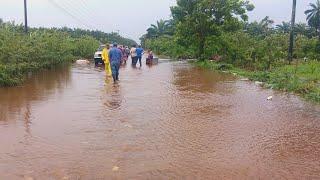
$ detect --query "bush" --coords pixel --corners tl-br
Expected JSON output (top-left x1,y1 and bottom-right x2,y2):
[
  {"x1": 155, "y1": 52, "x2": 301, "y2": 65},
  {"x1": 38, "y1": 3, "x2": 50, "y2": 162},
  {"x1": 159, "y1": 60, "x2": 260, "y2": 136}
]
[
  {"x1": 0, "y1": 21, "x2": 100, "y2": 86},
  {"x1": 195, "y1": 60, "x2": 320, "y2": 103}
]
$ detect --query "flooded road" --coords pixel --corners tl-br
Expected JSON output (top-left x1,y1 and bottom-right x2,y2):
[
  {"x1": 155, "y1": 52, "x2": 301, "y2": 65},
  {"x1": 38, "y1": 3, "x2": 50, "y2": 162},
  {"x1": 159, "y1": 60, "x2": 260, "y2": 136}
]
[{"x1": 0, "y1": 60, "x2": 319, "y2": 179}]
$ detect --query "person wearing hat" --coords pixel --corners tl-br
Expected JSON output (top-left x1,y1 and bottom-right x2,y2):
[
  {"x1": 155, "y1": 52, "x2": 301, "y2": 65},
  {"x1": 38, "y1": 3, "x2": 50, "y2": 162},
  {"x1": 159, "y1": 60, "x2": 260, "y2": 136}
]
[{"x1": 108, "y1": 43, "x2": 122, "y2": 82}]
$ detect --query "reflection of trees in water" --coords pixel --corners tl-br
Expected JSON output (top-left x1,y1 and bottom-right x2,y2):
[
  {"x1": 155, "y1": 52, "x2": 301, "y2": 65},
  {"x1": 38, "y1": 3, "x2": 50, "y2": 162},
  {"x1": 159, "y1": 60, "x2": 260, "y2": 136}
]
[
  {"x1": 0, "y1": 65, "x2": 72, "y2": 121},
  {"x1": 24, "y1": 103, "x2": 32, "y2": 135},
  {"x1": 103, "y1": 79, "x2": 123, "y2": 110},
  {"x1": 172, "y1": 65, "x2": 236, "y2": 93}
]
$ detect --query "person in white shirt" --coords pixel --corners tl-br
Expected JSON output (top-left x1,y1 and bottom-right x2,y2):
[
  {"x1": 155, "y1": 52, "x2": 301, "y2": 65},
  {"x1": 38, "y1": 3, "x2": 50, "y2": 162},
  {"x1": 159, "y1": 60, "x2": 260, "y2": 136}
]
[{"x1": 130, "y1": 45, "x2": 137, "y2": 66}]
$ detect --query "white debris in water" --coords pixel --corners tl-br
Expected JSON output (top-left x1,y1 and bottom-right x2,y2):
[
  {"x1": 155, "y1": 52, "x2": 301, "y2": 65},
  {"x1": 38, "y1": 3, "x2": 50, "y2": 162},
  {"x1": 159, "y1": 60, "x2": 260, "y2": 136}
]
[
  {"x1": 267, "y1": 96, "x2": 273, "y2": 101},
  {"x1": 240, "y1": 78, "x2": 249, "y2": 81},
  {"x1": 124, "y1": 124, "x2": 133, "y2": 128},
  {"x1": 112, "y1": 166, "x2": 120, "y2": 172},
  {"x1": 255, "y1": 81, "x2": 264, "y2": 86},
  {"x1": 24, "y1": 176, "x2": 34, "y2": 180},
  {"x1": 76, "y1": 59, "x2": 90, "y2": 64}
]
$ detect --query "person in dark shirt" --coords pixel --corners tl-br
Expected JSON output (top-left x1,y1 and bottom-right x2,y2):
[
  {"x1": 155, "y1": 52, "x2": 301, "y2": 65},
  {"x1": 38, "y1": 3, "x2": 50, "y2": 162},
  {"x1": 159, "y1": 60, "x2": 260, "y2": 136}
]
[
  {"x1": 136, "y1": 45, "x2": 144, "y2": 67},
  {"x1": 109, "y1": 43, "x2": 122, "y2": 82}
]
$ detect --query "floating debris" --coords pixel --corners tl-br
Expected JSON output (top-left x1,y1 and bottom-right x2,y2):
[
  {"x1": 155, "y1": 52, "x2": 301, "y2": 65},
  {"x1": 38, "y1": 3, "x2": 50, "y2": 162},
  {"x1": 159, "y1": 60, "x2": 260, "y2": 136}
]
[
  {"x1": 255, "y1": 81, "x2": 264, "y2": 86},
  {"x1": 76, "y1": 59, "x2": 90, "y2": 64},
  {"x1": 124, "y1": 124, "x2": 133, "y2": 128},
  {"x1": 24, "y1": 176, "x2": 34, "y2": 180},
  {"x1": 267, "y1": 96, "x2": 273, "y2": 101},
  {"x1": 240, "y1": 78, "x2": 249, "y2": 81},
  {"x1": 112, "y1": 166, "x2": 120, "y2": 172}
]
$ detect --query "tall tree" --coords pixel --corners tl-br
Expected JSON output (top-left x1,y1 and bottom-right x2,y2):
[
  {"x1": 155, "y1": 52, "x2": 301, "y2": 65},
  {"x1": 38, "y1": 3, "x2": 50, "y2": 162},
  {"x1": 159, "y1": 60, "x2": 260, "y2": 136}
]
[
  {"x1": 146, "y1": 19, "x2": 171, "y2": 38},
  {"x1": 276, "y1": 22, "x2": 291, "y2": 34},
  {"x1": 171, "y1": 0, "x2": 254, "y2": 60},
  {"x1": 288, "y1": 0, "x2": 297, "y2": 63},
  {"x1": 294, "y1": 23, "x2": 316, "y2": 37},
  {"x1": 245, "y1": 16, "x2": 274, "y2": 37},
  {"x1": 305, "y1": 0, "x2": 320, "y2": 39}
]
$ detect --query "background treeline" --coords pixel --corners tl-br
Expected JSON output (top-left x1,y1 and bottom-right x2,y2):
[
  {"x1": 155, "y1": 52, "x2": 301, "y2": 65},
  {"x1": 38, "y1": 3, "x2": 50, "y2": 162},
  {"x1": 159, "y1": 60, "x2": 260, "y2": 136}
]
[
  {"x1": 141, "y1": 0, "x2": 320, "y2": 69},
  {"x1": 53, "y1": 27, "x2": 137, "y2": 46},
  {"x1": 0, "y1": 19, "x2": 136, "y2": 86},
  {"x1": 141, "y1": 0, "x2": 320, "y2": 102}
]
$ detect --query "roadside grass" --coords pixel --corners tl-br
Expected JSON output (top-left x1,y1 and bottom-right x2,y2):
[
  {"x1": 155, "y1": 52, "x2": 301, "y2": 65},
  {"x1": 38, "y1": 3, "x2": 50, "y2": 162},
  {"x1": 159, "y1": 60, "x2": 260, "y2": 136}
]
[{"x1": 194, "y1": 60, "x2": 320, "y2": 103}]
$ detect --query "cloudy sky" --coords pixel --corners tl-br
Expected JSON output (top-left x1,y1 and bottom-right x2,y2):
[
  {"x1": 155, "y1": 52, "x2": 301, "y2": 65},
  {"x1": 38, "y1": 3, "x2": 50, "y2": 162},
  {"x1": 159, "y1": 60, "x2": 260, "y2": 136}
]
[{"x1": 0, "y1": 0, "x2": 313, "y2": 42}]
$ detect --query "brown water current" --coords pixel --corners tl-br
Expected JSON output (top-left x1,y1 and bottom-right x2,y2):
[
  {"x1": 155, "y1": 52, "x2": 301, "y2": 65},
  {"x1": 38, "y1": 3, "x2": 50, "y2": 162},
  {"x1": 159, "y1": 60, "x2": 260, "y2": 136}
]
[{"x1": 0, "y1": 60, "x2": 319, "y2": 179}]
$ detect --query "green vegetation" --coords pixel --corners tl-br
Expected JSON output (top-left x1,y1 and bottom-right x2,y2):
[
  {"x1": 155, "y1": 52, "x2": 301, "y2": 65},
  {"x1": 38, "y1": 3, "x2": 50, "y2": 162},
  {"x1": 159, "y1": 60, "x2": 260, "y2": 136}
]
[
  {"x1": 141, "y1": 0, "x2": 320, "y2": 103},
  {"x1": 195, "y1": 60, "x2": 320, "y2": 103},
  {"x1": 0, "y1": 19, "x2": 136, "y2": 86},
  {"x1": 54, "y1": 27, "x2": 137, "y2": 46},
  {"x1": 305, "y1": 0, "x2": 320, "y2": 39}
]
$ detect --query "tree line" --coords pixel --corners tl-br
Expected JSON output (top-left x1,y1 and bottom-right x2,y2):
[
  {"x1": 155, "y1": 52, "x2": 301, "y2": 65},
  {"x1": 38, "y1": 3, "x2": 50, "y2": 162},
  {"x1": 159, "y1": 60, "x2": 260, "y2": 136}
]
[
  {"x1": 0, "y1": 19, "x2": 136, "y2": 86},
  {"x1": 141, "y1": 0, "x2": 320, "y2": 71}
]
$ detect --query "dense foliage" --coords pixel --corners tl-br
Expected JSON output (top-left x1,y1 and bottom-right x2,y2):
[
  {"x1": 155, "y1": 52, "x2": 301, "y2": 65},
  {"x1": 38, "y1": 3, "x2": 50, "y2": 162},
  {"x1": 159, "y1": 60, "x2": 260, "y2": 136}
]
[
  {"x1": 305, "y1": 0, "x2": 320, "y2": 39},
  {"x1": 196, "y1": 60, "x2": 320, "y2": 103},
  {"x1": 53, "y1": 27, "x2": 137, "y2": 46},
  {"x1": 0, "y1": 19, "x2": 136, "y2": 86},
  {"x1": 142, "y1": 0, "x2": 320, "y2": 68},
  {"x1": 142, "y1": 0, "x2": 320, "y2": 102}
]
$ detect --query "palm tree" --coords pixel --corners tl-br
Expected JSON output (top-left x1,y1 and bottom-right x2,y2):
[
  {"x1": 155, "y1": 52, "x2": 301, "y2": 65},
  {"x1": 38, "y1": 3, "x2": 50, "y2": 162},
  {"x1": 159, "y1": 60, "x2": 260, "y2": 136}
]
[
  {"x1": 305, "y1": 0, "x2": 320, "y2": 39},
  {"x1": 276, "y1": 22, "x2": 291, "y2": 33},
  {"x1": 244, "y1": 16, "x2": 274, "y2": 37},
  {"x1": 294, "y1": 23, "x2": 315, "y2": 37},
  {"x1": 260, "y1": 16, "x2": 274, "y2": 28},
  {"x1": 146, "y1": 19, "x2": 171, "y2": 38}
]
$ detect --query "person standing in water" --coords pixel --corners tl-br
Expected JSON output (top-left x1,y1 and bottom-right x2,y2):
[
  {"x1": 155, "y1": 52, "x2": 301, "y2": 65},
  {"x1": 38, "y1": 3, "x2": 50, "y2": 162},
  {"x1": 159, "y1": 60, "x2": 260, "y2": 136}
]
[
  {"x1": 125, "y1": 46, "x2": 130, "y2": 58},
  {"x1": 109, "y1": 43, "x2": 122, "y2": 83},
  {"x1": 136, "y1": 45, "x2": 144, "y2": 67},
  {"x1": 146, "y1": 50, "x2": 154, "y2": 65},
  {"x1": 102, "y1": 44, "x2": 112, "y2": 77},
  {"x1": 130, "y1": 45, "x2": 137, "y2": 66}
]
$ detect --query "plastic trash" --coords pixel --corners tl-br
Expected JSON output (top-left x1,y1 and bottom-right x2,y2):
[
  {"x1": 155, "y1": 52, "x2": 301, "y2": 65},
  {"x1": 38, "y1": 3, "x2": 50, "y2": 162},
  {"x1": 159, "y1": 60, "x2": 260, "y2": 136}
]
[
  {"x1": 76, "y1": 59, "x2": 90, "y2": 64},
  {"x1": 112, "y1": 166, "x2": 120, "y2": 172}
]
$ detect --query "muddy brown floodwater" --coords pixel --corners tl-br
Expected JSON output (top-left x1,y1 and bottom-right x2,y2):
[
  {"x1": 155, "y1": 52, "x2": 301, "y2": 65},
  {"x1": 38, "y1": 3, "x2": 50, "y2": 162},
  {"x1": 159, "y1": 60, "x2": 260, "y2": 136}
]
[{"x1": 0, "y1": 60, "x2": 319, "y2": 179}]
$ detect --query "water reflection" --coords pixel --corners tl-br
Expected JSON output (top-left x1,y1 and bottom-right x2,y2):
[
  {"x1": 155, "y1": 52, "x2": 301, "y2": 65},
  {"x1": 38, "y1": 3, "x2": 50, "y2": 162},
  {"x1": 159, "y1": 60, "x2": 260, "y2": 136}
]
[
  {"x1": 172, "y1": 64, "x2": 236, "y2": 93},
  {"x1": 24, "y1": 103, "x2": 32, "y2": 136},
  {"x1": 0, "y1": 65, "x2": 72, "y2": 122},
  {"x1": 0, "y1": 61, "x2": 319, "y2": 179},
  {"x1": 103, "y1": 78, "x2": 123, "y2": 110}
]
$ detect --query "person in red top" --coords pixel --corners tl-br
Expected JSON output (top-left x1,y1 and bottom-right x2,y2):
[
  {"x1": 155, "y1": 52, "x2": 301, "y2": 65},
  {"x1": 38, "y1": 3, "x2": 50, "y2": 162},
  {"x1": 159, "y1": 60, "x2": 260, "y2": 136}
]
[{"x1": 146, "y1": 50, "x2": 154, "y2": 65}]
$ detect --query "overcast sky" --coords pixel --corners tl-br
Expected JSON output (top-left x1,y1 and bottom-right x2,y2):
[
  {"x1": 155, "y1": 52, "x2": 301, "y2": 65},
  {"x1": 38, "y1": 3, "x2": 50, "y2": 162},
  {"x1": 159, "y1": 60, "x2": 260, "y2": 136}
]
[{"x1": 0, "y1": 0, "x2": 313, "y2": 42}]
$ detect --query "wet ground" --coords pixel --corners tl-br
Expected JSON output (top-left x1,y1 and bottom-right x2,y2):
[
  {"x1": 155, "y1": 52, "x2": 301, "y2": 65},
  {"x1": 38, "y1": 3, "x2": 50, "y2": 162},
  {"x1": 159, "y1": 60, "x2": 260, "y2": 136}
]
[{"x1": 0, "y1": 60, "x2": 319, "y2": 179}]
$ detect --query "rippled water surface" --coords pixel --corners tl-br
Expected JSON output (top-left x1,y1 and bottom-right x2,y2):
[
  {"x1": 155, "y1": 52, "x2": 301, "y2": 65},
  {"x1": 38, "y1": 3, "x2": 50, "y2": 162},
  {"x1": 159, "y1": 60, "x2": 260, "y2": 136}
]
[{"x1": 0, "y1": 61, "x2": 319, "y2": 179}]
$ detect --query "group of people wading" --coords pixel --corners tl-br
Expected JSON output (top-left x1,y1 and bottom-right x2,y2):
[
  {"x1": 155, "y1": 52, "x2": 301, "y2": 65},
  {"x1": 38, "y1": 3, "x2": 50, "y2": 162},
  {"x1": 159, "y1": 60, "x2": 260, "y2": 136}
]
[{"x1": 101, "y1": 43, "x2": 154, "y2": 83}]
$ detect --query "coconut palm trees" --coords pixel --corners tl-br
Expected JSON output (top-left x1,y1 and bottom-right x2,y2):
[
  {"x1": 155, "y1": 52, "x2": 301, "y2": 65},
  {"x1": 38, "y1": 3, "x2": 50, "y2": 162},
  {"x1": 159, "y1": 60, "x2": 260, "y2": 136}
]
[
  {"x1": 146, "y1": 19, "x2": 173, "y2": 38},
  {"x1": 276, "y1": 22, "x2": 291, "y2": 33},
  {"x1": 244, "y1": 16, "x2": 274, "y2": 37},
  {"x1": 305, "y1": 0, "x2": 320, "y2": 39}
]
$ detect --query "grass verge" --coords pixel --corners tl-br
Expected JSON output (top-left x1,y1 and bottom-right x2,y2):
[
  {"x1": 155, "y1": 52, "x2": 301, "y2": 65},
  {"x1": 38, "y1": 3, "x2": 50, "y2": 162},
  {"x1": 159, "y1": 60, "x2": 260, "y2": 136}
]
[{"x1": 193, "y1": 60, "x2": 320, "y2": 103}]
